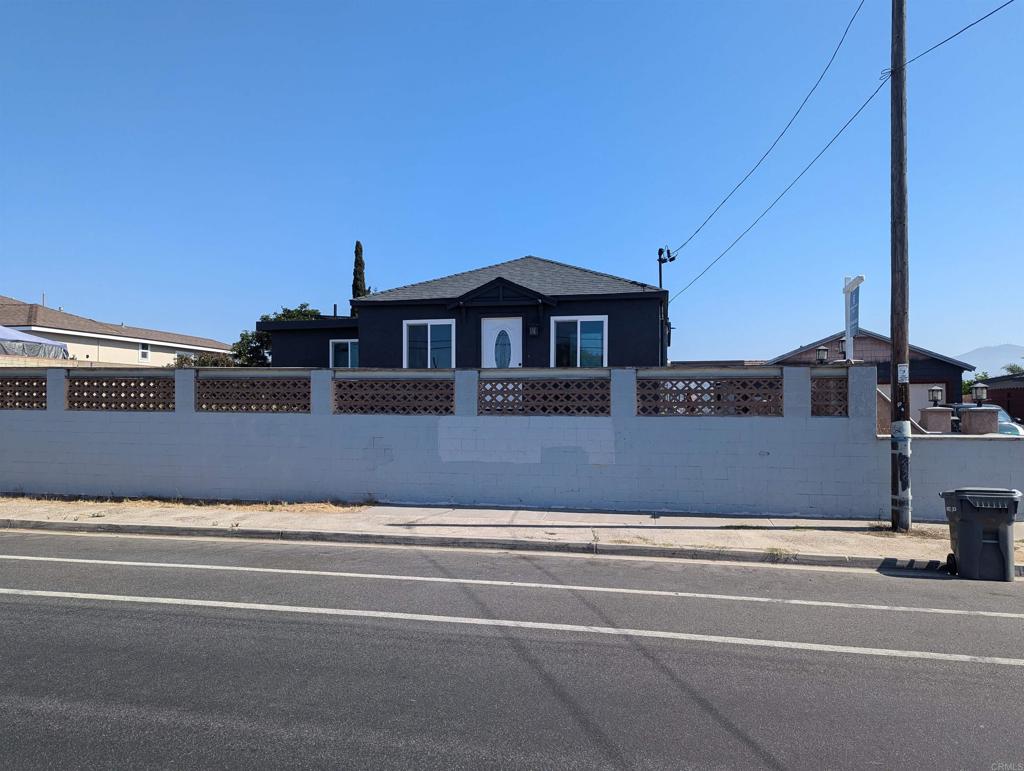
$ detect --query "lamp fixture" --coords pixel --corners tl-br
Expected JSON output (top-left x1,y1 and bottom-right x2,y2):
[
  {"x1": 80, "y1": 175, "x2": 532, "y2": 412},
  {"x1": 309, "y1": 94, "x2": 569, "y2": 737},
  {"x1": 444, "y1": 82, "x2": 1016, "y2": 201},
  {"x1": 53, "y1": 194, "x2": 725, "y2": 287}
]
[
  {"x1": 815, "y1": 346, "x2": 829, "y2": 365},
  {"x1": 971, "y1": 382, "x2": 988, "y2": 406},
  {"x1": 928, "y1": 385, "x2": 943, "y2": 407}
]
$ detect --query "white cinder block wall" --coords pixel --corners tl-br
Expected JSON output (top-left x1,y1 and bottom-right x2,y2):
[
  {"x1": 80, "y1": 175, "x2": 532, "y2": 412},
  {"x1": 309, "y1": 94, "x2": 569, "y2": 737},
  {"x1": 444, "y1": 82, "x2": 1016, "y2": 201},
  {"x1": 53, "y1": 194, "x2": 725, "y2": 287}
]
[{"x1": 2, "y1": 366, "x2": 1022, "y2": 520}]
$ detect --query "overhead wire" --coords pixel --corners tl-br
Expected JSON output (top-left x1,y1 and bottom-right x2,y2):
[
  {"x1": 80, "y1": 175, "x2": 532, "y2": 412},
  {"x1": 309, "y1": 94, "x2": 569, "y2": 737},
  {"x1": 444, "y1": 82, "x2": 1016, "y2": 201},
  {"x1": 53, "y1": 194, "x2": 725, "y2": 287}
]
[
  {"x1": 669, "y1": 0, "x2": 866, "y2": 258},
  {"x1": 667, "y1": 0, "x2": 1018, "y2": 304}
]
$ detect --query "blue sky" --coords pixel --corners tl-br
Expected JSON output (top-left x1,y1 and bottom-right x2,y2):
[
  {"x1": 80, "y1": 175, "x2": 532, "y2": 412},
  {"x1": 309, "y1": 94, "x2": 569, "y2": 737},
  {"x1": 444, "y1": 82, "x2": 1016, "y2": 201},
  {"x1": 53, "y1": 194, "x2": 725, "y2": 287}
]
[{"x1": 1, "y1": 0, "x2": 1020, "y2": 360}]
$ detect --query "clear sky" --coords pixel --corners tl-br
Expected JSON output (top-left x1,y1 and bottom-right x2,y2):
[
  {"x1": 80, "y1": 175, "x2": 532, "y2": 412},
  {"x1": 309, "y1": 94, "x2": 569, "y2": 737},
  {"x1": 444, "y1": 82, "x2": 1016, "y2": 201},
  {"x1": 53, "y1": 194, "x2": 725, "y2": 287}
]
[{"x1": 1, "y1": 0, "x2": 1020, "y2": 360}]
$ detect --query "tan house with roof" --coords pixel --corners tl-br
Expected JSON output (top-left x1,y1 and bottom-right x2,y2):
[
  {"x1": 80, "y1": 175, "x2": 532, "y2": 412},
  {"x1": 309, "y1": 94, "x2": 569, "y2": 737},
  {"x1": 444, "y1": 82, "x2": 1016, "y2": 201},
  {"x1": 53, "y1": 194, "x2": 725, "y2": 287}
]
[{"x1": 0, "y1": 295, "x2": 230, "y2": 367}]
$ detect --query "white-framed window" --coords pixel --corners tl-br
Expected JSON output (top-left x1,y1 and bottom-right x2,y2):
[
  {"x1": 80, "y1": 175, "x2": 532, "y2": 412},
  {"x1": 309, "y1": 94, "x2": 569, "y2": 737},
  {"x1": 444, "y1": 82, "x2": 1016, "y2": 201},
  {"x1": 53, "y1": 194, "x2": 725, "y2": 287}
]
[
  {"x1": 402, "y1": 319, "x2": 455, "y2": 368},
  {"x1": 550, "y1": 315, "x2": 607, "y2": 368},
  {"x1": 329, "y1": 339, "x2": 359, "y2": 368},
  {"x1": 138, "y1": 343, "x2": 151, "y2": 363}
]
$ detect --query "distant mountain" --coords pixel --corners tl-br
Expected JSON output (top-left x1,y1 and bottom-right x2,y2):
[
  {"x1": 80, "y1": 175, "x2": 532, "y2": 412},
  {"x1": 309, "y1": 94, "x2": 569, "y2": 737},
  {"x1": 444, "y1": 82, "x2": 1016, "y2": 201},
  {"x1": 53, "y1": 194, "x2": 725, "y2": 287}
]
[{"x1": 955, "y1": 344, "x2": 1024, "y2": 377}]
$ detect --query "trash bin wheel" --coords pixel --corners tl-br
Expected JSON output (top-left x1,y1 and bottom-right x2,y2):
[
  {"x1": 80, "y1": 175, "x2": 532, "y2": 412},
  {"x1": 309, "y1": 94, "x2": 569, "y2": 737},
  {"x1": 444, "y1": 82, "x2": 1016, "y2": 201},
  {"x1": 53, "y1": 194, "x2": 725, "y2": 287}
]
[{"x1": 946, "y1": 552, "x2": 957, "y2": 575}]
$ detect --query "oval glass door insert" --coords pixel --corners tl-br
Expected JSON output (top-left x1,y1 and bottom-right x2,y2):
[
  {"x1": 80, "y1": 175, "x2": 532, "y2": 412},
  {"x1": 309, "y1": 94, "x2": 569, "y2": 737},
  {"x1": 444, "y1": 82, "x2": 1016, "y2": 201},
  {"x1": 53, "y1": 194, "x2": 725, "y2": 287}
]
[{"x1": 494, "y1": 330, "x2": 512, "y2": 368}]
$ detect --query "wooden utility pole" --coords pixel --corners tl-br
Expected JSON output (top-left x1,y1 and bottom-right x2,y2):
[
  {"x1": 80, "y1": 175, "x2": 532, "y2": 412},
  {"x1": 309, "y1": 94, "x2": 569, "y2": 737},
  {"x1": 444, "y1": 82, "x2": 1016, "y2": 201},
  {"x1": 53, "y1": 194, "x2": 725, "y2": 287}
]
[{"x1": 890, "y1": 0, "x2": 912, "y2": 531}]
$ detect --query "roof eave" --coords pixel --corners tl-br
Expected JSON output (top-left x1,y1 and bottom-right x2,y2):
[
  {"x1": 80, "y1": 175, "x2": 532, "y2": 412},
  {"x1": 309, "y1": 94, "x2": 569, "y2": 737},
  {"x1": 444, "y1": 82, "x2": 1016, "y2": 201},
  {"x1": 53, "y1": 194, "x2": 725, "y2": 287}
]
[
  {"x1": 768, "y1": 328, "x2": 975, "y2": 371},
  {"x1": 354, "y1": 288, "x2": 668, "y2": 306}
]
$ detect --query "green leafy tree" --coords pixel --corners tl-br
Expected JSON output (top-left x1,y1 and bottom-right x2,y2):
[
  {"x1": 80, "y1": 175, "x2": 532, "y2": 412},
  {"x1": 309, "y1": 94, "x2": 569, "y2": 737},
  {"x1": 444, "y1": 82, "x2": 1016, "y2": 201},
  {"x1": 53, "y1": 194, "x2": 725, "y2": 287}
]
[
  {"x1": 1003, "y1": 361, "x2": 1024, "y2": 375},
  {"x1": 166, "y1": 351, "x2": 234, "y2": 368},
  {"x1": 232, "y1": 303, "x2": 322, "y2": 366},
  {"x1": 962, "y1": 370, "x2": 990, "y2": 395}
]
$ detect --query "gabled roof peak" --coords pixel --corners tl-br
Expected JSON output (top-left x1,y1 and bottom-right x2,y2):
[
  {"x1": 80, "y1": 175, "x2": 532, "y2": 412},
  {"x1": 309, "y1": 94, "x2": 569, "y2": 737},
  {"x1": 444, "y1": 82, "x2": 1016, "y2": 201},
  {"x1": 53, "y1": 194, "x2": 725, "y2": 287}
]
[{"x1": 355, "y1": 255, "x2": 662, "y2": 304}]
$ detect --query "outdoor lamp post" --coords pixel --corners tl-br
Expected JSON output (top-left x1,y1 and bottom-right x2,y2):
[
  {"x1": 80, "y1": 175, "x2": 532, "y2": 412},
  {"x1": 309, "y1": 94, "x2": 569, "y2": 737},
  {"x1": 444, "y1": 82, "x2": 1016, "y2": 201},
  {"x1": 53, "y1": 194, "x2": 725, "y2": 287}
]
[
  {"x1": 815, "y1": 346, "x2": 829, "y2": 364},
  {"x1": 971, "y1": 382, "x2": 988, "y2": 406},
  {"x1": 928, "y1": 386, "x2": 943, "y2": 407}
]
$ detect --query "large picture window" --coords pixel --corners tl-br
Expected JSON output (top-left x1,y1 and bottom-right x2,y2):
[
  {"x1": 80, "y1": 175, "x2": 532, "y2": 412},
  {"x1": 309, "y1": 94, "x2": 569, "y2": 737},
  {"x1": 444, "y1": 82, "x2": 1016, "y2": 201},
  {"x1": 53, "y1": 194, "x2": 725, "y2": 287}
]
[
  {"x1": 550, "y1": 315, "x2": 607, "y2": 367},
  {"x1": 403, "y1": 320, "x2": 455, "y2": 368},
  {"x1": 329, "y1": 339, "x2": 359, "y2": 368}
]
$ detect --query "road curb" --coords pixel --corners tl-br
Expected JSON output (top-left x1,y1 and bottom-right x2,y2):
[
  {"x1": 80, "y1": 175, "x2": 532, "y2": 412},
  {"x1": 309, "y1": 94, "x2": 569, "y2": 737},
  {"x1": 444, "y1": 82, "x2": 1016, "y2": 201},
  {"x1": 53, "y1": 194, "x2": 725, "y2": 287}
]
[{"x1": 0, "y1": 517, "x2": 995, "y2": 574}]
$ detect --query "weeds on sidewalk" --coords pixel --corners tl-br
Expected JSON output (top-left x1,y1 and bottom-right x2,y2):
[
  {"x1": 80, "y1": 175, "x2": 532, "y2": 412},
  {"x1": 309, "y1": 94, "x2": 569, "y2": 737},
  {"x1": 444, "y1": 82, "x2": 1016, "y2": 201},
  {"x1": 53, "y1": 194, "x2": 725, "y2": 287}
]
[{"x1": 0, "y1": 492, "x2": 363, "y2": 514}]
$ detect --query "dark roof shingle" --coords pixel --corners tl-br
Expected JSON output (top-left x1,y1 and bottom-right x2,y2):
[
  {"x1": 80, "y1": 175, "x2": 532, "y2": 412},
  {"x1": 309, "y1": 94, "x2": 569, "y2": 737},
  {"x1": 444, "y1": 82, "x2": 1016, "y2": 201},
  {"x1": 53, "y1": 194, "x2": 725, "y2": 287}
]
[{"x1": 354, "y1": 256, "x2": 661, "y2": 303}]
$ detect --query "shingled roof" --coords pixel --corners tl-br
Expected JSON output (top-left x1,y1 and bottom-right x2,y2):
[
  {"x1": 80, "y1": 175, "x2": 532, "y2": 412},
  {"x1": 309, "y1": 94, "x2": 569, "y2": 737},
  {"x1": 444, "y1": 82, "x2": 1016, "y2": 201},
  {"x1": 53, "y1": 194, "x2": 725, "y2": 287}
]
[
  {"x1": 354, "y1": 256, "x2": 662, "y2": 303},
  {"x1": 0, "y1": 295, "x2": 230, "y2": 351}
]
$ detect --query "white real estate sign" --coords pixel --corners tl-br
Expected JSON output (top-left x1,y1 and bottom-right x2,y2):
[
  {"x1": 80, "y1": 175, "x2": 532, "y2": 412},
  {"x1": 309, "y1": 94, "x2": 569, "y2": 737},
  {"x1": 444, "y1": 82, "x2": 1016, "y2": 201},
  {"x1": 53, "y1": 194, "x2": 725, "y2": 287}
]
[{"x1": 843, "y1": 275, "x2": 864, "y2": 360}]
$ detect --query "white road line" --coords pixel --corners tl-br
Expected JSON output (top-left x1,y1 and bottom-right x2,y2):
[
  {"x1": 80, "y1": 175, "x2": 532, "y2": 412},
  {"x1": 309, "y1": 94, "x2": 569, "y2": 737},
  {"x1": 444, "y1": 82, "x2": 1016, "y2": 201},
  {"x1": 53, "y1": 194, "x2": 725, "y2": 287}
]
[
  {"x1": 1, "y1": 586, "x2": 1022, "y2": 667},
  {"x1": 0, "y1": 553, "x2": 1018, "y2": 619}
]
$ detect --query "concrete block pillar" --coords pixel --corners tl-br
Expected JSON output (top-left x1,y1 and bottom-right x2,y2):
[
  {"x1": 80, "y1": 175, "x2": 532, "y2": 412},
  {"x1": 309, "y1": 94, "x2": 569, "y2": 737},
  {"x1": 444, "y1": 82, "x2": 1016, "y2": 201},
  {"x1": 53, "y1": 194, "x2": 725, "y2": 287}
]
[
  {"x1": 454, "y1": 370, "x2": 479, "y2": 416},
  {"x1": 848, "y1": 365, "x2": 878, "y2": 419},
  {"x1": 174, "y1": 369, "x2": 196, "y2": 413},
  {"x1": 961, "y1": 406, "x2": 999, "y2": 435},
  {"x1": 45, "y1": 368, "x2": 66, "y2": 412},
  {"x1": 310, "y1": 370, "x2": 333, "y2": 416},
  {"x1": 611, "y1": 369, "x2": 637, "y2": 418},
  {"x1": 919, "y1": 407, "x2": 952, "y2": 433},
  {"x1": 783, "y1": 367, "x2": 810, "y2": 418}
]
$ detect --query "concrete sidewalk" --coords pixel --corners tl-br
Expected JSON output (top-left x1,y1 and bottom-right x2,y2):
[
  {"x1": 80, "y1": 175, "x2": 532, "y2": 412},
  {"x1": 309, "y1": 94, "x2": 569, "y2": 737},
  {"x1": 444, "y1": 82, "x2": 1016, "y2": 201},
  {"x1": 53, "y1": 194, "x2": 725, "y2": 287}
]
[{"x1": 4, "y1": 495, "x2": 1012, "y2": 570}]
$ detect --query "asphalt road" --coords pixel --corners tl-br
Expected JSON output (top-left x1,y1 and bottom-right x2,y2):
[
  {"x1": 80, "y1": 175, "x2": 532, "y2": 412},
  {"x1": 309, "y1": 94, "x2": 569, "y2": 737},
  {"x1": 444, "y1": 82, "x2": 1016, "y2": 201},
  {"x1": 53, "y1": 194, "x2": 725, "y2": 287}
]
[{"x1": 1, "y1": 530, "x2": 1022, "y2": 769}]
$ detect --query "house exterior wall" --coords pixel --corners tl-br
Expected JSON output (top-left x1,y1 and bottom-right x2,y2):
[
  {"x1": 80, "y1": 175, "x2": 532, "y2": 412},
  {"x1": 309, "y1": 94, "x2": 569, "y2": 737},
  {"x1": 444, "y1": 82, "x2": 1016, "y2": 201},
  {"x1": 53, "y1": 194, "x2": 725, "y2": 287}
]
[
  {"x1": 988, "y1": 385, "x2": 1024, "y2": 422},
  {"x1": 23, "y1": 331, "x2": 183, "y2": 367},
  {"x1": 355, "y1": 295, "x2": 664, "y2": 368},
  {"x1": 0, "y1": 354, "x2": 147, "y2": 368},
  {"x1": 266, "y1": 323, "x2": 360, "y2": 367}
]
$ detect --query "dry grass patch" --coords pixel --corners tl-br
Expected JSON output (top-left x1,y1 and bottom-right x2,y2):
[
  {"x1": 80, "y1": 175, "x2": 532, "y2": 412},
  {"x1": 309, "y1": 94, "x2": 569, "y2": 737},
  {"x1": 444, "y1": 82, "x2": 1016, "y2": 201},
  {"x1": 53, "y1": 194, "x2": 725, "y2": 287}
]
[
  {"x1": 866, "y1": 522, "x2": 949, "y2": 540},
  {"x1": 0, "y1": 493, "x2": 364, "y2": 514}
]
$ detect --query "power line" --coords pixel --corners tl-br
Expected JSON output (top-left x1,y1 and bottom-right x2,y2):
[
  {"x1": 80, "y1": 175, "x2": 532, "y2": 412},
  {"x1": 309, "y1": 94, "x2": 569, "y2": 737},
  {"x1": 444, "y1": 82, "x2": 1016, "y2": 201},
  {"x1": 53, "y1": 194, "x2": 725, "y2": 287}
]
[
  {"x1": 669, "y1": 77, "x2": 889, "y2": 304},
  {"x1": 668, "y1": 0, "x2": 1018, "y2": 304},
  {"x1": 905, "y1": 0, "x2": 1016, "y2": 69},
  {"x1": 669, "y1": 0, "x2": 866, "y2": 258}
]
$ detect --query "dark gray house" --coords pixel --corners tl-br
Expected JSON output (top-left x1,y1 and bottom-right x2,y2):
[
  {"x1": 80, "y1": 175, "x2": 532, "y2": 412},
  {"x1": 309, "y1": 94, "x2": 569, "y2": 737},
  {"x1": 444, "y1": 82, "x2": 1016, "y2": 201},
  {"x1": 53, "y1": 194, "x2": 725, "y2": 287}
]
[{"x1": 257, "y1": 256, "x2": 669, "y2": 369}]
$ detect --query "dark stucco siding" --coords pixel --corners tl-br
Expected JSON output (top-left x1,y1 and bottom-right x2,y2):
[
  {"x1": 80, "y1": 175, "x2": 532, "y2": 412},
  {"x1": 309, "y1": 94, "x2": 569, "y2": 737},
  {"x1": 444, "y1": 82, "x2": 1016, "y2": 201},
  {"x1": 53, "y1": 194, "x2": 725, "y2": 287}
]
[
  {"x1": 261, "y1": 293, "x2": 666, "y2": 368},
  {"x1": 265, "y1": 323, "x2": 359, "y2": 367},
  {"x1": 356, "y1": 294, "x2": 665, "y2": 368},
  {"x1": 873, "y1": 359, "x2": 966, "y2": 406}
]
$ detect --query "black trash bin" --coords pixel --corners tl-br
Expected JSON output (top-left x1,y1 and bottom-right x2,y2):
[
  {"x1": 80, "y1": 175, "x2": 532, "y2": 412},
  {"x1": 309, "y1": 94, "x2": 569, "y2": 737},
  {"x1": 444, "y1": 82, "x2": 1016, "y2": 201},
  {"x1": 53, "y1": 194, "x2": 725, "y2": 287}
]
[{"x1": 940, "y1": 488, "x2": 1021, "y2": 581}]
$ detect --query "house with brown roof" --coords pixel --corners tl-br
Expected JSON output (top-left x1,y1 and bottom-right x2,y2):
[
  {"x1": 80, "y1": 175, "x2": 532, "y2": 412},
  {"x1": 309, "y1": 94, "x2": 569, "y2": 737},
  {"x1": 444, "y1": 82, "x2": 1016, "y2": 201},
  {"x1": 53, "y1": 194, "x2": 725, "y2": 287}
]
[
  {"x1": 0, "y1": 295, "x2": 230, "y2": 367},
  {"x1": 768, "y1": 329, "x2": 975, "y2": 422}
]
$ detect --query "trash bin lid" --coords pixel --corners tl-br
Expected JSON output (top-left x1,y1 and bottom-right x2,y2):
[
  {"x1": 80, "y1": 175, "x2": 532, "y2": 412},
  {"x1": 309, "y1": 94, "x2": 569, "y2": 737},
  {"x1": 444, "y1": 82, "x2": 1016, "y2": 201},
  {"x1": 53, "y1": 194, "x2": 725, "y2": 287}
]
[
  {"x1": 939, "y1": 488, "x2": 1023, "y2": 507},
  {"x1": 945, "y1": 487, "x2": 1022, "y2": 497}
]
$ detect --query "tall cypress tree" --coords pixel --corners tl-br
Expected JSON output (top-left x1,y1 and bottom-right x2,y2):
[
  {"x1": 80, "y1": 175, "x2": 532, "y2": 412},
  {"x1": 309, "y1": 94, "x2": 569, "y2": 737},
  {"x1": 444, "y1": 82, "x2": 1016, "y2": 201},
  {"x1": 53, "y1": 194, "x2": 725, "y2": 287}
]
[{"x1": 352, "y1": 240, "x2": 367, "y2": 304}]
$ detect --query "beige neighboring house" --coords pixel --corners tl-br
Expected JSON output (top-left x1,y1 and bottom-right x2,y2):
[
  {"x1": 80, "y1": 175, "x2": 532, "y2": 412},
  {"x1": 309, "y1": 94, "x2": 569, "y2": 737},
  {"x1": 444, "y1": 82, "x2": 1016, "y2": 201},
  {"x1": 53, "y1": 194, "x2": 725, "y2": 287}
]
[{"x1": 0, "y1": 295, "x2": 230, "y2": 367}]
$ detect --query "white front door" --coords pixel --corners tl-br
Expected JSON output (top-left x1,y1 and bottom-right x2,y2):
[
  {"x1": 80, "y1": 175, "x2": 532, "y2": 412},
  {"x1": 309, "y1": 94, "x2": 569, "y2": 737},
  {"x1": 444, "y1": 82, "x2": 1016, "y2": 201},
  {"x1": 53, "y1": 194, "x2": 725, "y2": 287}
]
[{"x1": 481, "y1": 317, "x2": 523, "y2": 368}]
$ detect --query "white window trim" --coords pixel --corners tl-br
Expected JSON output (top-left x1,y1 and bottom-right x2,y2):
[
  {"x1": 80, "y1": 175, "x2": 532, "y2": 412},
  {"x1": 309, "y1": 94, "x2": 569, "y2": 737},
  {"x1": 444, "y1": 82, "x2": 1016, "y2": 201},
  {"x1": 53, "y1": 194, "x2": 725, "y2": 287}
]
[
  {"x1": 138, "y1": 342, "x2": 151, "y2": 363},
  {"x1": 549, "y1": 315, "x2": 608, "y2": 368},
  {"x1": 402, "y1": 319, "x2": 456, "y2": 369},
  {"x1": 328, "y1": 338, "x2": 359, "y2": 368}
]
